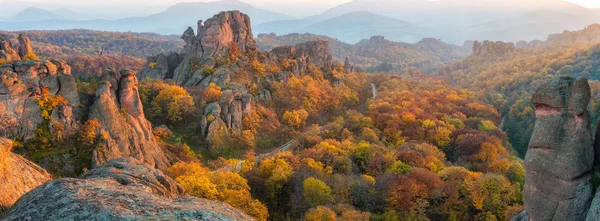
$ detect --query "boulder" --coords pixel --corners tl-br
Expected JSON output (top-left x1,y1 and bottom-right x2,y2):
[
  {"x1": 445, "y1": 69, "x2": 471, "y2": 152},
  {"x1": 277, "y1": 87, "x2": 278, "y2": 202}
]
[
  {"x1": 90, "y1": 70, "x2": 173, "y2": 169},
  {"x1": 0, "y1": 138, "x2": 51, "y2": 217},
  {"x1": 3, "y1": 157, "x2": 253, "y2": 221},
  {"x1": 523, "y1": 76, "x2": 594, "y2": 221}
]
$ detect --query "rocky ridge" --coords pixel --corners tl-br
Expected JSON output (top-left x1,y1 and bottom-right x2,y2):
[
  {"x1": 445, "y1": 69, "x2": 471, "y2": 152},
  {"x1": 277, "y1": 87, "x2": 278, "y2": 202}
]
[
  {"x1": 472, "y1": 40, "x2": 516, "y2": 57},
  {"x1": 516, "y1": 24, "x2": 600, "y2": 49},
  {"x1": 3, "y1": 157, "x2": 253, "y2": 221},
  {"x1": 0, "y1": 138, "x2": 51, "y2": 217}
]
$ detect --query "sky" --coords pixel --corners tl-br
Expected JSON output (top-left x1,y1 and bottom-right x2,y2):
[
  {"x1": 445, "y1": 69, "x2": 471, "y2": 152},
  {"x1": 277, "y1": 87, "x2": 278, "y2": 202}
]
[{"x1": 1, "y1": 0, "x2": 600, "y2": 18}]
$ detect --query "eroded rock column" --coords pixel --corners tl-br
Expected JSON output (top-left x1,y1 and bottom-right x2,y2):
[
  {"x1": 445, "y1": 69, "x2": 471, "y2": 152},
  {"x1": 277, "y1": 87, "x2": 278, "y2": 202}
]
[{"x1": 523, "y1": 76, "x2": 594, "y2": 221}]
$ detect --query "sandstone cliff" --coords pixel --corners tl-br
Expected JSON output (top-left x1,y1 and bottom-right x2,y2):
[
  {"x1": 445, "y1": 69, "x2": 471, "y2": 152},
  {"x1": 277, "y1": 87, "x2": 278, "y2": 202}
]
[
  {"x1": 0, "y1": 138, "x2": 51, "y2": 217},
  {"x1": 515, "y1": 76, "x2": 600, "y2": 221},
  {"x1": 90, "y1": 70, "x2": 173, "y2": 169},
  {"x1": 3, "y1": 157, "x2": 253, "y2": 221},
  {"x1": 0, "y1": 59, "x2": 79, "y2": 140}
]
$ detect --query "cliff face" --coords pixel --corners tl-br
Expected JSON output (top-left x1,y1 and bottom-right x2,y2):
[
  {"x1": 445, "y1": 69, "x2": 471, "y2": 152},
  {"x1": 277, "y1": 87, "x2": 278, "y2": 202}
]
[
  {"x1": 517, "y1": 76, "x2": 600, "y2": 221},
  {"x1": 0, "y1": 138, "x2": 51, "y2": 217},
  {"x1": 90, "y1": 70, "x2": 173, "y2": 169},
  {"x1": 0, "y1": 59, "x2": 79, "y2": 140},
  {"x1": 3, "y1": 157, "x2": 253, "y2": 221}
]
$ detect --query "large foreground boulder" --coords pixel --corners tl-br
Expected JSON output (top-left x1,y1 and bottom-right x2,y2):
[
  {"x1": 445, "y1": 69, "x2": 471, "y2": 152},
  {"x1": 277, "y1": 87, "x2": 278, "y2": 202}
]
[
  {"x1": 4, "y1": 157, "x2": 253, "y2": 221},
  {"x1": 522, "y1": 76, "x2": 594, "y2": 221},
  {"x1": 0, "y1": 138, "x2": 51, "y2": 217}
]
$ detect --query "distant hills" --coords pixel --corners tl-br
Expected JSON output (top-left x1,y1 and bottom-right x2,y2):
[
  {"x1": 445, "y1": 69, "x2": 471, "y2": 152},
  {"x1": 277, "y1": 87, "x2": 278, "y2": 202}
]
[
  {"x1": 256, "y1": 33, "x2": 471, "y2": 73},
  {"x1": 1, "y1": 0, "x2": 600, "y2": 44},
  {"x1": 255, "y1": 0, "x2": 600, "y2": 44},
  {"x1": 0, "y1": 0, "x2": 292, "y2": 34},
  {"x1": 256, "y1": 11, "x2": 434, "y2": 44}
]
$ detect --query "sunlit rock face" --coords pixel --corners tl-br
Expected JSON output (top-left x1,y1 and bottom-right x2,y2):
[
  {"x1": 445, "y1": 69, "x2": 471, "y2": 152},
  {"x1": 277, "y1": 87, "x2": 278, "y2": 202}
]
[
  {"x1": 522, "y1": 76, "x2": 594, "y2": 221},
  {"x1": 0, "y1": 138, "x2": 51, "y2": 217},
  {"x1": 90, "y1": 70, "x2": 174, "y2": 169},
  {"x1": 0, "y1": 59, "x2": 79, "y2": 141},
  {"x1": 3, "y1": 158, "x2": 254, "y2": 221}
]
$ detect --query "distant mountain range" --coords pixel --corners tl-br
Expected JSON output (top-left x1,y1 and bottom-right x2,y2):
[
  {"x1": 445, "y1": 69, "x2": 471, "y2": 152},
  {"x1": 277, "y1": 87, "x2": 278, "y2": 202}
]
[
  {"x1": 0, "y1": 0, "x2": 292, "y2": 34},
  {"x1": 1, "y1": 0, "x2": 600, "y2": 44}
]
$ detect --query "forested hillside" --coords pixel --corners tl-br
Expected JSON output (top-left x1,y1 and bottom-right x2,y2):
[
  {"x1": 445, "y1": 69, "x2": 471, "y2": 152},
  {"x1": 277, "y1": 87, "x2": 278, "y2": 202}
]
[
  {"x1": 0, "y1": 30, "x2": 182, "y2": 77},
  {"x1": 436, "y1": 27, "x2": 600, "y2": 157}
]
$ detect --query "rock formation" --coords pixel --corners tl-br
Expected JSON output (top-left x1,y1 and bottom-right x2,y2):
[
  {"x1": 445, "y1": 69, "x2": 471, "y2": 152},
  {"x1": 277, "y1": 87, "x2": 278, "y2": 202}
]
[
  {"x1": 3, "y1": 157, "x2": 253, "y2": 221},
  {"x1": 90, "y1": 70, "x2": 173, "y2": 169},
  {"x1": 0, "y1": 59, "x2": 79, "y2": 140},
  {"x1": 0, "y1": 35, "x2": 20, "y2": 63},
  {"x1": 266, "y1": 40, "x2": 334, "y2": 78},
  {"x1": 0, "y1": 138, "x2": 52, "y2": 217},
  {"x1": 518, "y1": 76, "x2": 595, "y2": 221},
  {"x1": 17, "y1": 34, "x2": 35, "y2": 59},
  {"x1": 138, "y1": 11, "x2": 339, "y2": 143},
  {"x1": 472, "y1": 40, "x2": 515, "y2": 57}
]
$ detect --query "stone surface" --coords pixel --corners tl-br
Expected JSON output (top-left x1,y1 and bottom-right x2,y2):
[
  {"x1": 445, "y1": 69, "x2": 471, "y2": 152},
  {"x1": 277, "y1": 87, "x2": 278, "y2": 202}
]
[
  {"x1": 17, "y1": 34, "x2": 34, "y2": 59},
  {"x1": 0, "y1": 35, "x2": 20, "y2": 63},
  {"x1": 90, "y1": 70, "x2": 173, "y2": 169},
  {"x1": 3, "y1": 157, "x2": 254, "y2": 221},
  {"x1": 0, "y1": 138, "x2": 52, "y2": 217},
  {"x1": 0, "y1": 59, "x2": 79, "y2": 140},
  {"x1": 510, "y1": 210, "x2": 529, "y2": 221},
  {"x1": 523, "y1": 76, "x2": 594, "y2": 221}
]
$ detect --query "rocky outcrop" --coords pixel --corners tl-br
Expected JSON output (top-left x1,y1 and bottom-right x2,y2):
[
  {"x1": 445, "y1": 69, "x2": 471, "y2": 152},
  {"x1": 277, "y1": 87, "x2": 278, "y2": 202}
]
[
  {"x1": 0, "y1": 35, "x2": 20, "y2": 63},
  {"x1": 0, "y1": 59, "x2": 79, "y2": 140},
  {"x1": 521, "y1": 76, "x2": 594, "y2": 221},
  {"x1": 267, "y1": 40, "x2": 334, "y2": 78},
  {"x1": 472, "y1": 40, "x2": 515, "y2": 57},
  {"x1": 136, "y1": 52, "x2": 183, "y2": 80},
  {"x1": 200, "y1": 84, "x2": 251, "y2": 141},
  {"x1": 17, "y1": 34, "x2": 34, "y2": 59},
  {"x1": 0, "y1": 138, "x2": 51, "y2": 217},
  {"x1": 4, "y1": 157, "x2": 253, "y2": 221},
  {"x1": 90, "y1": 70, "x2": 173, "y2": 169}
]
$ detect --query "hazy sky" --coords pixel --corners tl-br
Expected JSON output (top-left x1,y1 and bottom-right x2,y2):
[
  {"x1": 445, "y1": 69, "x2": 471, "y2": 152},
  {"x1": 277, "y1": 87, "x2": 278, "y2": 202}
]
[{"x1": 1, "y1": 0, "x2": 600, "y2": 18}]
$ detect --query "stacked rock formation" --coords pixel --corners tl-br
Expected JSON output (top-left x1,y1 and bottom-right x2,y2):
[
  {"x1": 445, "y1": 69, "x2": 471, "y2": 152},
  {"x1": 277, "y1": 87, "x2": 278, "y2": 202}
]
[
  {"x1": 519, "y1": 76, "x2": 595, "y2": 220},
  {"x1": 90, "y1": 70, "x2": 173, "y2": 169},
  {"x1": 0, "y1": 138, "x2": 51, "y2": 217},
  {"x1": 3, "y1": 157, "x2": 253, "y2": 220}
]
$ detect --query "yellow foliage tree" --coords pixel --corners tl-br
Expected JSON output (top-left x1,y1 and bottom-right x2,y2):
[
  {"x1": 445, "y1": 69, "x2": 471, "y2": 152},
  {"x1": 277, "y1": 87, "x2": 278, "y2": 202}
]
[
  {"x1": 204, "y1": 83, "x2": 223, "y2": 103},
  {"x1": 283, "y1": 109, "x2": 309, "y2": 129},
  {"x1": 303, "y1": 177, "x2": 333, "y2": 207}
]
